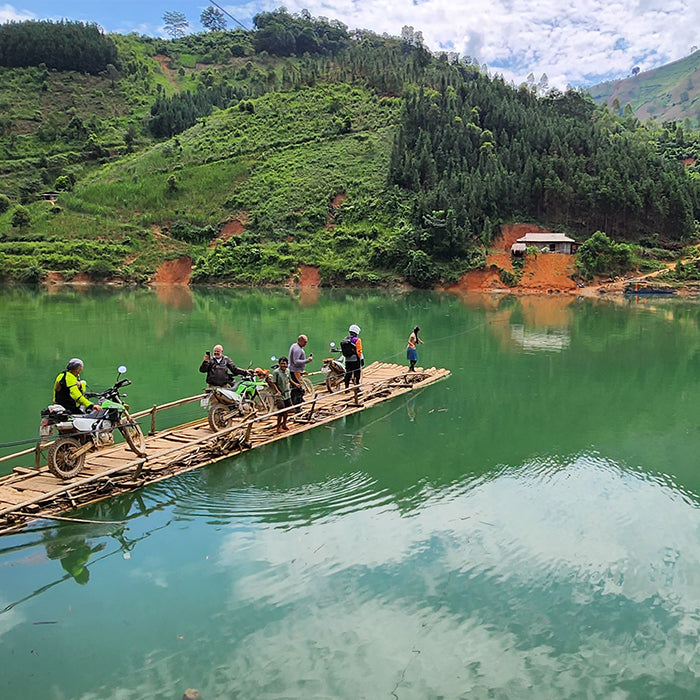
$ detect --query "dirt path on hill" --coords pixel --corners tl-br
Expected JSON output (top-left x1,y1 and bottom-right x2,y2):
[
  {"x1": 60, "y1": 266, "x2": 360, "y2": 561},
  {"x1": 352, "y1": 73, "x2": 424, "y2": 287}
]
[
  {"x1": 576, "y1": 261, "x2": 678, "y2": 297},
  {"x1": 153, "y1": 55, "x2": 179, "y2": 90}
]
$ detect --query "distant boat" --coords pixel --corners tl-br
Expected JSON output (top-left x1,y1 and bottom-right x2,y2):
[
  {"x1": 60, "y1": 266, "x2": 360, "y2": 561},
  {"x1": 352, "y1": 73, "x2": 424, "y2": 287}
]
[{"x1": 624, "y1": 282, "x2": 676, "y2": 296}]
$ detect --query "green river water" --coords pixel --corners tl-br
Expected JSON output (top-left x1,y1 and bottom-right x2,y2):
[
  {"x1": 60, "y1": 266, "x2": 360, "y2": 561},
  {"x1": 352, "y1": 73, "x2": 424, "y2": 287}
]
[{"x1": 1, "y1": 285, "x2": 700, "y2": 699}]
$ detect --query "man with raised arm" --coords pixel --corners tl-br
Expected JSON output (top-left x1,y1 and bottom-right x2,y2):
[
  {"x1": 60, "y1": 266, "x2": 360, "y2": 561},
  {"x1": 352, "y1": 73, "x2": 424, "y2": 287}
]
[
  {"x1": 199, "y1": 344, "x2": 248, "y2": 387},
  {"x1": 288, "y1": 334, "x2": 313, "y2": 405}
]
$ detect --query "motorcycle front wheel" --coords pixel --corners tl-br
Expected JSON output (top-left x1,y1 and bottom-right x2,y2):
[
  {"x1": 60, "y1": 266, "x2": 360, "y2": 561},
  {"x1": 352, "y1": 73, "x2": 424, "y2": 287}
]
[
  {"x1": 208, "y1": 405, "x2": 235, "y2": 432},
  {"x1": 253, "y1": 389, "x2": 275, "y2": 414},
  {"x1": 119, "y1": 412, "x2": 146, "y2": 457},
  {"x1": 47, "y1": 436, "x2": 86, "y2": 479},
  {"x1": 301, "y1": 375, "x2": 316, "y2": 399}
]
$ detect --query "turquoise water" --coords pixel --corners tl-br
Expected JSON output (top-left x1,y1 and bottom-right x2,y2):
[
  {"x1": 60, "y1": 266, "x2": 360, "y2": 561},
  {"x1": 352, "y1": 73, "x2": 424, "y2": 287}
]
[{"x1": 2, "y1": 286, "x2": 700, "y2": 698}]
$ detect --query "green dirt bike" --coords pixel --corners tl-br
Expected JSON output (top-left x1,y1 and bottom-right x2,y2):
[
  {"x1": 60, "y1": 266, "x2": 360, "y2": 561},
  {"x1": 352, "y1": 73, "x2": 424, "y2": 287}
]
[{"x1": 204, "y1": 366, "x2": 275, "y2": 432}]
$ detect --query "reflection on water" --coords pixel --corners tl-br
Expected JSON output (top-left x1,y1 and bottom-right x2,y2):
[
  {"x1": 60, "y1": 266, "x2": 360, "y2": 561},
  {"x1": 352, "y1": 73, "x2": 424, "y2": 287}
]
[
  {"x1": 510, "y1": 324, "x2": 571, "y2": 352},
  {"x1": 43, "y1": 529, "x2": 106, "y2": 585},
  {"x1": 3, "y1": 288, "x2": 700, "y2": 698},
  {"x1": 153, "y1": 282, "x2": 194, "y2": 311},
  {"x1": 6, "y1": 448, "x2": 696, "y2": 699}
]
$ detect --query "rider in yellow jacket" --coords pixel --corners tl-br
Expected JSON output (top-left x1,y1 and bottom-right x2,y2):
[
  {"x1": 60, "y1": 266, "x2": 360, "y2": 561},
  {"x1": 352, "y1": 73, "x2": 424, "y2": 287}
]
[{"x1": 53, "y1": 358, "x2": 100, "y2": 412}]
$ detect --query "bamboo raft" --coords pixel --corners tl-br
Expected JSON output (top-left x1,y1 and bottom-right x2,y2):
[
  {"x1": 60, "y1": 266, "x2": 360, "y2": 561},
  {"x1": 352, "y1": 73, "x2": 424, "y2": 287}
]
[{"x1": 0, "y1": 362, "x2": 450, "y2": 535}]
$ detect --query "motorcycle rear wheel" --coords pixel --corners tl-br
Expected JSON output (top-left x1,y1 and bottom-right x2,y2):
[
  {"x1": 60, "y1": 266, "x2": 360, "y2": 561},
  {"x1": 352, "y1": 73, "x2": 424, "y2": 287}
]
[
  {"x1": 325, "y1": 372, "x2": 343, "y2": 393},
  {"x1": 119, "y1": 411, "x2": 146, "y2": 456},
  {"x1": 47, "y1": 436, "x2": 86, "y2": 479},
  {"x1": 208, "y1": 405, "x2": 235, "y2": 432}
]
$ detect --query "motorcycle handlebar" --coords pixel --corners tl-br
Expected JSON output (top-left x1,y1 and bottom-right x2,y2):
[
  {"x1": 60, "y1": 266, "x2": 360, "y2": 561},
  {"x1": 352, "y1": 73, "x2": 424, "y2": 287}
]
[{"x1": 114, "y1": 378, "x2": 132, "y2": 389}]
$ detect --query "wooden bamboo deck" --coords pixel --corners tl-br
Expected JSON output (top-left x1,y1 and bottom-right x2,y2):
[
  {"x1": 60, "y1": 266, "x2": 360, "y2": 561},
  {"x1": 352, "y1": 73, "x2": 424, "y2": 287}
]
[{"x1": 0, "y1": 362, "x2": 450, "y2": 535}]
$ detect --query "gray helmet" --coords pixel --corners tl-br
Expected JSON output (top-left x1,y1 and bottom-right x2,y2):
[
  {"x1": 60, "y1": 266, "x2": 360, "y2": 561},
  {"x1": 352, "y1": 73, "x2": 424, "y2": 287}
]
[
  {"x1": 66, "y1": 358, "x2": 84, "y2": 371},
  {"x1": 348, "y1": 324, "x2": 361, "y2": 335}
]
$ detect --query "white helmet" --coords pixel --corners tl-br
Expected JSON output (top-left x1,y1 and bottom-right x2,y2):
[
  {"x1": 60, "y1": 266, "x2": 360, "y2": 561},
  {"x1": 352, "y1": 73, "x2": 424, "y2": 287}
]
[{"x1": 349, "y1": 324, "x2": 361, "y2": 335}]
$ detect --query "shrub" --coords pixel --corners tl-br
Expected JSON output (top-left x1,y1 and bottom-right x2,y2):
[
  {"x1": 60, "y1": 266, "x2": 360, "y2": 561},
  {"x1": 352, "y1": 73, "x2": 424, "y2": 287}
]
[
  {"x1": 0, "y1": 194, "x2": 10, "y2": 214},
  {"x1": 16, "y1": 261, "x2": 44, "y2": 282},
  {"x1": 86, "y1": 260, "x2": 116, "y2": 278},
  {"x1": 11, "y1": 205, "x2": 30, "y2": 229},
  {"x1": 169, "y1": 220, "x2": 217, "y2": 244},
  {"x1": 499, "y1": 268, "x2": 518, "y2": 286},
  {"x1": 575, "y1": 231, "x2": 634, "y2": 280},
  {"x1": 404, "y1": 249, "x2": 438, "y2": 287},
  {"x1": 54, "y1": 175, "x2": 73, "y2": 191}
]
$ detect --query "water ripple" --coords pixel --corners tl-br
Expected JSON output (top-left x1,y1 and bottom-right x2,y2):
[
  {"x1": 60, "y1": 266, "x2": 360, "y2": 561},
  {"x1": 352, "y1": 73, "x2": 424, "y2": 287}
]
[{"x1": 151, "y1": 469, "x2": 393, "y2": 526}]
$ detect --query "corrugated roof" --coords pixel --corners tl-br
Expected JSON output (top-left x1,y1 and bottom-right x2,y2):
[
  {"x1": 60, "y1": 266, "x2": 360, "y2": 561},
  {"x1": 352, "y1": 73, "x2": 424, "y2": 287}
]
[{"x1": 516, "y1": 233, "x2": 575, "y2": 243}]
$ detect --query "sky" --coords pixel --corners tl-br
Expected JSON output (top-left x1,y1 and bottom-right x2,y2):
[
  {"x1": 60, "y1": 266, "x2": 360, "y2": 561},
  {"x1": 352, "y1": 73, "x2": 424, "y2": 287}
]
[{"x1": 1, "y1": 0, "x2": 698, "y2": 89}]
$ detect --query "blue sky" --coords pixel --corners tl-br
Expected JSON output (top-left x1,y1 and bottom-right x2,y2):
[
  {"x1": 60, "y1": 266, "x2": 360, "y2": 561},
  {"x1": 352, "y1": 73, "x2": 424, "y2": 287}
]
[{"x1": 1, "y1": 0, "x2": 697, "y2": 88}]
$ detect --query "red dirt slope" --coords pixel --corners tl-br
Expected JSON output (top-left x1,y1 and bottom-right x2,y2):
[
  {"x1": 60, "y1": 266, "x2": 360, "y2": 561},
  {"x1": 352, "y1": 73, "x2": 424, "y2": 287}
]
[{"x1": 448, "y1": 224, "x2": 577, "y2": 293}]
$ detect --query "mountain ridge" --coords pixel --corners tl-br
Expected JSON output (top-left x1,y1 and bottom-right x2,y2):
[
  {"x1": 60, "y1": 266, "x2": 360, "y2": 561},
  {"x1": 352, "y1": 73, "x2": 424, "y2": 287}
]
[{"x1": 588, "y1": 49, "x2": 700, "y2": 127}]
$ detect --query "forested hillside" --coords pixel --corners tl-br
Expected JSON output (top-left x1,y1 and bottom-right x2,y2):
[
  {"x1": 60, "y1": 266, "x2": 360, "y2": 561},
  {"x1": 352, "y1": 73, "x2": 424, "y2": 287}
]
[{"x1": 0, "y1": 12, "x2": 699, "y2": 286}]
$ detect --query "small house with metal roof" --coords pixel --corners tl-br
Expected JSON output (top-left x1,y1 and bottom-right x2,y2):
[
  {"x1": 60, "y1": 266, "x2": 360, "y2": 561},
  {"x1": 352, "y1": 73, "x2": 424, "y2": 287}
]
[{"x1": 511, "y1": 232, "x2": 576, "y2": 255}]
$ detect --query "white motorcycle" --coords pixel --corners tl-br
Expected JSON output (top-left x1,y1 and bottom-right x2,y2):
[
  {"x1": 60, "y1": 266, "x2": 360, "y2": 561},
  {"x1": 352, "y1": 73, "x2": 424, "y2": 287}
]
[{"x1": 40, "y1": 365, "x2": 146, "y2": 479}]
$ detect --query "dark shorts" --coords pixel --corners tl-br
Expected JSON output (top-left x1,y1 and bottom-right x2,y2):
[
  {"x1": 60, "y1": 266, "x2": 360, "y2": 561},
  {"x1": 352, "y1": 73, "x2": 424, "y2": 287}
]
[{"x1": 275, "y1": 396, "x2": 292, "y2": 410}]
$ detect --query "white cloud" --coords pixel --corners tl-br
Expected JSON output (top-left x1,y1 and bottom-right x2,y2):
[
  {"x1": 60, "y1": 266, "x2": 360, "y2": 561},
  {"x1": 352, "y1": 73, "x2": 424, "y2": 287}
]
[
  {"x1": 2, "y1": 1, "x2": 696, "y2": 87},
  {"x1": 0, "y1": 3, "x2": 34, "y2": 22}
]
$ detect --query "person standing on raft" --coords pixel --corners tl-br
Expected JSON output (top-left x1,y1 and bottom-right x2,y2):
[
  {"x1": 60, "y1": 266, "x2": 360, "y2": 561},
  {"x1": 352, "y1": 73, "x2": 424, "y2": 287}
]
[{"x1": 406, "y1": 326, "x2": 424, "y2": 372}]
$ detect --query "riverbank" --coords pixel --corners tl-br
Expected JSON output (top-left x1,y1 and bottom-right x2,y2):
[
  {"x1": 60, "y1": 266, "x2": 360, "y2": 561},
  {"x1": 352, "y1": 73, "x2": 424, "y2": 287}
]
[{"x1": 33, "y1": 222, "x2": 699, "y2": 298}]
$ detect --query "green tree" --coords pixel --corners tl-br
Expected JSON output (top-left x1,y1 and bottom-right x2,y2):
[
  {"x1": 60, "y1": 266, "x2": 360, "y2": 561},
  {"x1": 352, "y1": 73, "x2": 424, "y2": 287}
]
[
  {"x1": 104, "y1": 63, "x2": 120, "y2": 87},
  {"x1": 0, "y1": 20, "x2": 119, "y2": 74},
  {"x1": 404, "y1": 249, "x2": 437, "y2": 287},
  {"x1": 54, "y1": 175, "x2": 73, "y2": 191},
  {"x1": 575, "y1": 231, "x2": 634, "y2": 279},
  {"x1": 201, "y1": 6, "x2": 227, "y2": 31},
  {"x1": 0, "y1": 194, "x2": 10, "y2": 214},
  {"x1": 163, "y1": 11, "x2": 189, "y2": 38},
  {"x1": 11, "y1": 205, "x2": 31, "y2": 229}
]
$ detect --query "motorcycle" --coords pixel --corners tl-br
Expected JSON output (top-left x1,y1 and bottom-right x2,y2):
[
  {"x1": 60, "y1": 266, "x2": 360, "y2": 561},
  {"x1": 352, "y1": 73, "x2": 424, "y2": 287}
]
[
  {"x1": 40, "y1": 365, "x2": 146, "y2": 480},
  {"x1": 204, "y1": 364, "x2": 275, "y2": 432},
  {"x1": 321, "y1": 342, "x2": 346, "y2": 393}
]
